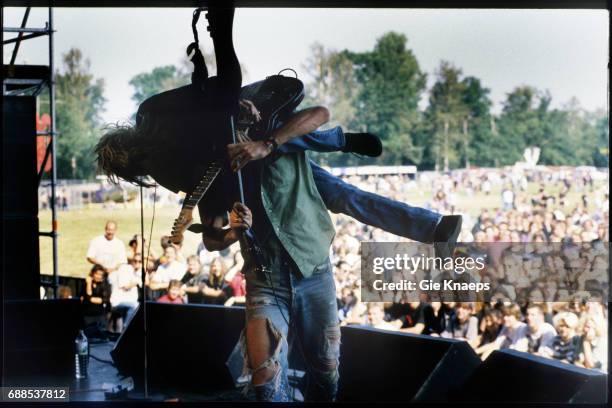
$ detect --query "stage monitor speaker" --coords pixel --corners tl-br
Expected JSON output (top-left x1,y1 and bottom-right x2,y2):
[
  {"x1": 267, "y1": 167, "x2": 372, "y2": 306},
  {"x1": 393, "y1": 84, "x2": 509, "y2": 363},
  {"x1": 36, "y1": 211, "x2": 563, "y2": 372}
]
[
  {"x1": 3, "y1": 299, "x2": 83, "y2": 378},
  {"x1": 337, "y1": 325, "x2": 481, "y2": 402},
  {"x1": 457, "y1": 349, "x2": 607, "y2": 403},
  {"x1": 3, "y1": 95, "x2": 40, "y2": 301},
  {"x1": 111, "y1": 302, "x2": 245, "y2": 392}
]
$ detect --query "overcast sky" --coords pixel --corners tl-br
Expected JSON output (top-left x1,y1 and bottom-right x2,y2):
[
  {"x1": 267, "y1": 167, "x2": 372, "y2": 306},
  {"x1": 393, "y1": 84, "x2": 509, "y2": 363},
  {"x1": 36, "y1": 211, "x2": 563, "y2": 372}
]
[{"x1": 4, "y1": 8, "x2": 609, "y2": 124}]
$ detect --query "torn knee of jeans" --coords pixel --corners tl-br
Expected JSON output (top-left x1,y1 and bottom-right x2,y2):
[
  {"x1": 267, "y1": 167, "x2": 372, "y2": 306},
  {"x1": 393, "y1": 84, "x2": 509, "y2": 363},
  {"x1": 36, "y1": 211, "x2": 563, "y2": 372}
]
[
  {"x1": 319, "y1": 324, "x2": 341, "y2": 371},
  {"x1": 252, "y1": 358, "x2": 280, "y2": 386},
  {"x1": 247, "y1": 317, "x2": 285, "y2": 385}
]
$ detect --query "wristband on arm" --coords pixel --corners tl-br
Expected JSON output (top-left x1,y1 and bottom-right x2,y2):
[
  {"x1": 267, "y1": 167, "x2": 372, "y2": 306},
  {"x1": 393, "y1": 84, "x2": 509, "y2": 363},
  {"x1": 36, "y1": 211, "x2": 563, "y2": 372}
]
[{"x1": 264, "y1": 136, "x2": 279, "y2": 152}]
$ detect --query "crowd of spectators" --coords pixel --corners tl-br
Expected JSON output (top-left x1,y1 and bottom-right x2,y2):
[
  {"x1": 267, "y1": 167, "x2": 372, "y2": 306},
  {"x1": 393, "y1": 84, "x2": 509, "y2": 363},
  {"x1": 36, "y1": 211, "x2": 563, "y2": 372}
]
[
  {"x1": 74, "y1": 166, "x2": 607, "y2": 372},
  {"x1": 76, "y1": 221, "x2": 247, "y2": 336},
  {"x1": 332, "y1": 166, "x2": 608, "y2": 372}
]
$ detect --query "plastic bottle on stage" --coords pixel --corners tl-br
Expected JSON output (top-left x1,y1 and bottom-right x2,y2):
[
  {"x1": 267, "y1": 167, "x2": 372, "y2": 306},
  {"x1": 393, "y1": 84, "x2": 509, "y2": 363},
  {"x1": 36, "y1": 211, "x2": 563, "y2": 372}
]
[{"x1": 74, "y1": 330, "x2": 89, "y2": 379}]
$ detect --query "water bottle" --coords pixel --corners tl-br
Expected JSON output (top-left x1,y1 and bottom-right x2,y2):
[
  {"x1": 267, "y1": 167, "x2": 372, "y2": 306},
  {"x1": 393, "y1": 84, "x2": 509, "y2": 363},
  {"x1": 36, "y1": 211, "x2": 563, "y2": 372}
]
[{"x1": 74, "y1": 330, "x2": 89, "y2": 379}]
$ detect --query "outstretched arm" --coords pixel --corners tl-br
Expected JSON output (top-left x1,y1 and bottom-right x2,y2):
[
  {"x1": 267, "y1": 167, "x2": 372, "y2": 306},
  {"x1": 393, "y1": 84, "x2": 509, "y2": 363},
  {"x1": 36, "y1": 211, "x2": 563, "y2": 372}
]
[{"x1": 227, "y1": 106, "x2": 330, "y2": 171}]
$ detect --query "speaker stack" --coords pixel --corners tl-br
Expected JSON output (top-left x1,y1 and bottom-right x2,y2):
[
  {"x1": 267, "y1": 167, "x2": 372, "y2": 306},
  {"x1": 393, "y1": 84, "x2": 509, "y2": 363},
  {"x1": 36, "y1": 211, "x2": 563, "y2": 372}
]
[
  {"x1": 2, "y1": 96, "x2": 40, "y2": 301},
  {"x1": 337, "y1": 325, "x2": 481, "y2": 402},
  {"x1": 111, "y1": 302, "x2": 245, "y2": 392}
]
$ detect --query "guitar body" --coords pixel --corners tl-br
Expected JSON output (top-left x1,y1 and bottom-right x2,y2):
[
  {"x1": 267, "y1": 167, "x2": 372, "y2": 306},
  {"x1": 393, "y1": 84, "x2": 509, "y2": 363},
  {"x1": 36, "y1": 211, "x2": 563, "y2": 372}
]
[{"x1": 239, "y1": 74, "x2": 305, "y2": 141}]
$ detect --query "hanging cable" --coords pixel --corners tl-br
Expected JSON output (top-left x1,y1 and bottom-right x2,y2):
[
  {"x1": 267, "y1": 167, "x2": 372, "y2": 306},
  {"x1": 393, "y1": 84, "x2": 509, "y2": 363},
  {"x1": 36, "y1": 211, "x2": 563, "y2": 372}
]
[
  {"x1": 139, "y1": 181, "x2": 149, "y2": 399},
  {"x1": 145, "y1": 183, "x2": 157, "y2": 276},
  {"x1": 187, "y1": 7, "x2": 208, "y2": 89}
]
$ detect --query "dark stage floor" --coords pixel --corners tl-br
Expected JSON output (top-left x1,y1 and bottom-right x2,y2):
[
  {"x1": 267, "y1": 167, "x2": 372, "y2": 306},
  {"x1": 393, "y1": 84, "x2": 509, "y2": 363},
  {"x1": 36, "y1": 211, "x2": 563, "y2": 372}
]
[{"x1": 2, "y1": 339, "x2": 254, "y2": 402}]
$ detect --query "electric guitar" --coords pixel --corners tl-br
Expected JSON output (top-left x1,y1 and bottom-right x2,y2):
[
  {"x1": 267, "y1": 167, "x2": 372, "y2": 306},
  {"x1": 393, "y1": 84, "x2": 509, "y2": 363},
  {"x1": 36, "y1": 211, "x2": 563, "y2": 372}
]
[{"x1": 169, "y1": 74, "x2": 304, "y2": 245}]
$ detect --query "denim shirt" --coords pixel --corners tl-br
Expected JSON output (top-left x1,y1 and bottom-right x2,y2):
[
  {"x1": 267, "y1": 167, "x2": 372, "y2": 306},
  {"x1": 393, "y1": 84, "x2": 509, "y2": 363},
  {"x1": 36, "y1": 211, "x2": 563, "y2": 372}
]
[{"x1": 245, "y1": 151, "x2": 335, "y2": 279}]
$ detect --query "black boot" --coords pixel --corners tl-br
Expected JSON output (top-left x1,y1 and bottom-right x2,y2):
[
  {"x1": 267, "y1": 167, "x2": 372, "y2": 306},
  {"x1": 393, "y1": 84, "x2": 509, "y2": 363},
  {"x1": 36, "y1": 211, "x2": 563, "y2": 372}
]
[
  {"x1": 433, "y1": 215, "x2": 462, "y2": 260},
  {"x1": 342, "y1": 132, "x2": 382, "y2": 157}
]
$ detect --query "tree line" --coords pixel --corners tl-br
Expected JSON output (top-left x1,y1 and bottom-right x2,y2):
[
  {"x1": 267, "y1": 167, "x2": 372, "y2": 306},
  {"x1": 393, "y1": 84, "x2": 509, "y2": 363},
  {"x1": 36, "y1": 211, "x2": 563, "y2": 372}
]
[
  {"x1": 46, "y1": 37, "x2": 608, "y2": 179},
  {"x1": 301, "y1": 33, "x2": 608, "y2": 170}
]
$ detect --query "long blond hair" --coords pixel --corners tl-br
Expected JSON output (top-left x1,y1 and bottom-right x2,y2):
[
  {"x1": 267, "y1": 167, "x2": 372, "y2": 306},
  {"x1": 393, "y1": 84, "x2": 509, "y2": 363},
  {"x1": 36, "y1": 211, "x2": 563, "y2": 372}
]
[{"x1": 94, "y1": 118, "x2": 155, "y2": 187}]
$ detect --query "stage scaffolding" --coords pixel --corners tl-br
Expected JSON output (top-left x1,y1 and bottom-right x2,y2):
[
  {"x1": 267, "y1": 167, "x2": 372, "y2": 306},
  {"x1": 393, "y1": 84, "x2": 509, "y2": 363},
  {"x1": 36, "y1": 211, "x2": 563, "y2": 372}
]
[{"x1": 3, "y1": 7, "x2": 60, "y2": 298}]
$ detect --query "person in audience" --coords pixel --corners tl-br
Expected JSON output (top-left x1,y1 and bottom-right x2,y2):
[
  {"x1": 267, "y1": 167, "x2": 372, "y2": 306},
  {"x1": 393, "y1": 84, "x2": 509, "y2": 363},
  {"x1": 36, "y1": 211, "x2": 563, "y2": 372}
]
[
  {"x1": 548, "y1": 311, "x2": 581, "y2": 363},
  {"x1": 366, "y1": 303, "x2": 399, "y2": 331},
  {"x1": 576, "y1": 313, "x2": 608, "y2": 372},
  {"x1": 201, "y1": 256, "x2": 233, "y2": 305},
  {"x1": 81, "y1": 264, "x2": 112, "y2": 334},
  {"x1": 108, "y1": 255, "x2": 142, "y2": 332},
  {"x1": 475, "y1": 307, "x2": 504, "y2": 349},
  {"x1": 58, "y1": 285, "x2": 73, "y2": 299},
  {"x1": 127, "y1": 234, "x2": 157, "y2": 271},
  {"x1": 160, "y1": 235, "x2": 185, "y2": 263},
  {"x1": 439, "y1": 302, "x2": 479, "y2": 342},
  {"x1": 341, "y1": 289, "x2": 368, "y2": 326},
  {"x1": 181, "y1": 255, "x2": 208, "y2": 303},
  {"x1": 148, "y1": 245, "x2": 187, "y2": 299},
  {"x1": 475, "y1": 304, "x2": 526, "y2": 360},
  {"x1": 385, "y1": 300, "x2": 436, "y2": 335},
  {"x1": 224, "y1": 250, "x2": 244, "y2": 280},
  {"x1": 157, "y1": 279, "x2": 185, "y2": 304},
  {"x1": 224, "y1": 266, "x2": 246, "y2": 306},
  {"x1": 196, "y1": 220, "x2": 232, "y2": 272},
  {"x1": 511, "y1": 304, "x2": 557, "y2": 356},
  {"x1": 430, "y1": 301, "x2": 456, "y2": 334},
  {"x1": 338, "y1": 287, "x2": 358, "y2": 322},
  {"x1": 86, "y1": 220, "x2": 127, "y2": 273}
]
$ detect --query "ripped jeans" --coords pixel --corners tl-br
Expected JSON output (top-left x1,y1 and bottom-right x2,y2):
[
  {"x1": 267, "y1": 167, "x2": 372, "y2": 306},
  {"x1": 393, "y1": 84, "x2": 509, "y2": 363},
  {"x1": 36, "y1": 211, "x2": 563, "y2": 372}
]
[{"x1": 226, "y1": 258, "x2": 340, "y2": 402}]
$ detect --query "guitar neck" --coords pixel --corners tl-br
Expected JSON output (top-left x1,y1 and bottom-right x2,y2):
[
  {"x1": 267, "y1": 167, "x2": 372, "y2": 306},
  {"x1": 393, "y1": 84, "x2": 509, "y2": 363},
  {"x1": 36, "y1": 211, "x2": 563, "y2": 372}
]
[{"x1": 180, "y1": 160, "x2": 223, "y2": 211}]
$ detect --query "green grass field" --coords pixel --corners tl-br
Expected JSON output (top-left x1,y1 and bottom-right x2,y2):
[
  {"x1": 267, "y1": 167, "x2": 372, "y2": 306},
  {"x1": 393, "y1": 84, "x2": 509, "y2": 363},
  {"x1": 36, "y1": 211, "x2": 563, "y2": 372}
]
[
  {"x1": 39, "y1": 181, "x2": 604, "y2": 278},
  {"x1": 39, "y1": 203, "x2": 204, "y2": 278}
]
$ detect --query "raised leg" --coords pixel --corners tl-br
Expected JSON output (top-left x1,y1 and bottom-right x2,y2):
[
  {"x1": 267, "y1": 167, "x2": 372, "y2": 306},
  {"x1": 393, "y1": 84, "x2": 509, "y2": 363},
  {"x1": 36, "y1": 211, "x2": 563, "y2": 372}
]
[
  {"x1": 309, "y1": 160, "x2": 442, "y2": 243},
  {"x1": 206, "y1": 6, "x2": 242, "y2": 110},
  {"x1": 278, "y1": 126, "x2": 345, "y2": 154}
]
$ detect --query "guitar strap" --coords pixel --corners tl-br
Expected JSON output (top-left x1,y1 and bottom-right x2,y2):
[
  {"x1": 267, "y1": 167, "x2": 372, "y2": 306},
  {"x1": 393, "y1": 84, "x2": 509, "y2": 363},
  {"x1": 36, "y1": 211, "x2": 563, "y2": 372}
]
[{"x1": 187, "y1": 7, "x2": 209, "y2": 90}]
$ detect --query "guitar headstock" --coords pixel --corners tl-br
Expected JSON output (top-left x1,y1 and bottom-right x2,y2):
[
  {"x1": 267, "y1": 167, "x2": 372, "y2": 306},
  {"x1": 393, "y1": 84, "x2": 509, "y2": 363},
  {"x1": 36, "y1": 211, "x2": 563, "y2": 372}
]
[{"x1": 170, "y1": 208, "x2": 193, "y2": 245}]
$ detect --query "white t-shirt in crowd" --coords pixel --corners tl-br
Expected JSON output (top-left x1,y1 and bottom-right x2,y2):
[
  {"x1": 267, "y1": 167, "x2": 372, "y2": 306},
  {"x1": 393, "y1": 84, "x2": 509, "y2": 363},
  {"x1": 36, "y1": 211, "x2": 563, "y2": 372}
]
[
  {"x1": 510, "y1": 322, "x2": 557, "y2": 354},
  {"x1": 86, "y1": 235, "x2": 127, "y2": 270},
  {"x1": 153, "y1": 261, "x2": 187, "y2": 284},
  {"x1": 502, "y1": 189, "x2": 514, "y2": 204},
  {"x1": 108, "y1": 264, "x2": 140, "y2": 306}
]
